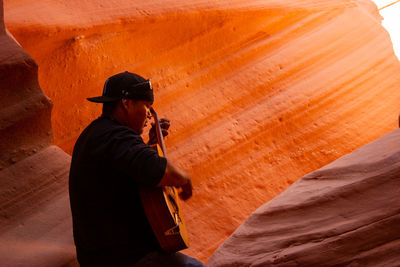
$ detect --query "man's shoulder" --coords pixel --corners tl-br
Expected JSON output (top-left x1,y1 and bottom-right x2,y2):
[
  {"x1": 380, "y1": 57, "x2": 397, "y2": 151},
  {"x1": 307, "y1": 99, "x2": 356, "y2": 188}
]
[
  {"x1": 73, "y1": 116, "x2": 143, "y2": 153},
  {"x1": 87, "y1": 116, "x2": 140, "y2": 139}
]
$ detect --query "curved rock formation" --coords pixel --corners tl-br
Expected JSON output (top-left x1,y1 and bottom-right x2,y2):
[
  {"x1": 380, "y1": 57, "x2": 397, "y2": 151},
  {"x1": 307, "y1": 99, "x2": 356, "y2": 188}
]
[
  {"x1": 207, "y1": 128, "x2": 400, "y2": 266},
  {"x1": 0, "y1": 1, "x2": 74, "y2": 265},
  {"x1": 3, "y1": 0, "x2": 400, "y2": 263},
  {"x1": 0, "y1": 4, "x2": 52, "y2": 169}
]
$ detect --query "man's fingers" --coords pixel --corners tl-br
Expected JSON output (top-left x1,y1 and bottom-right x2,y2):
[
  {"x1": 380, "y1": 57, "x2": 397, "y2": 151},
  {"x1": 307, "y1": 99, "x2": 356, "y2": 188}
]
[
  {"x1": 161, "y1": 129, "x2": 169, "y2": 137},
  {"x1": 149, "y1": 118, "x2": 170, "y2": 142},
  {"x1": 159, "y1": 118, "x2": 170, "y2": 123},
  {"x1": 178, "y1": 180, "x2": 193, "y2": 201},
  {"x1": 159, "y1": 118, "x2": 170, "y2": 130},
  {"x1": 179, "y1": 188, "x2": 192, "y2": 201},
  {"x1": 179, "y1": 191, "x2": 191, "y2": 201}
]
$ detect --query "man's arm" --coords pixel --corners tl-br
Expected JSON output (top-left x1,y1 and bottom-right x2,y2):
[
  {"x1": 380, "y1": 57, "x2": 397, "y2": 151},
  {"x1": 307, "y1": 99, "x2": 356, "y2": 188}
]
[
  {"x1": 157, "y1": 160, "x2": 193, "y2": 201},
  {"x1": 149, "y1": 116, "x2": 192, "y2": 200}
]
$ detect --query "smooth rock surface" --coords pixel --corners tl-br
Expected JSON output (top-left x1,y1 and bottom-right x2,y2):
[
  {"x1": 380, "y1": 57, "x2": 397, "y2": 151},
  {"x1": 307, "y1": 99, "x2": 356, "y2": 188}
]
[
  {"x1": 0, "y1": 19, "x2": 52, "y2": 170},
  {"x1": 0, "y1": 1, "x2": 75, "y2": 265},
  {"x1": 0, "y1": 146, "x2": 74, "y2": 267},
  {"x1": 207, "y1": 128, "x2": 400, "y2": 266}
]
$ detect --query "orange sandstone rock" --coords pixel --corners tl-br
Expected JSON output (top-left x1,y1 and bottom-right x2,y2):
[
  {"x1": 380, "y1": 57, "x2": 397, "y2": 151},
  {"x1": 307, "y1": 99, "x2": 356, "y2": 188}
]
[
  {"x1": 3, "y1": 0, "x2": 400, "y2": 262},
  {"x1": 208, "y1": 128, "x2": 400, "y2": 266}
]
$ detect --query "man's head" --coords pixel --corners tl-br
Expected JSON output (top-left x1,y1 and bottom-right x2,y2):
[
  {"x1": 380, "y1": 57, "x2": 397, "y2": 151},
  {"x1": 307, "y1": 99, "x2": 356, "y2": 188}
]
[
  {"x1": 87, "y1": 71, "x2": 154, "y2": 133},
  {"x1": 88, "y1": 71, "x2": 154, "y2": 104}
]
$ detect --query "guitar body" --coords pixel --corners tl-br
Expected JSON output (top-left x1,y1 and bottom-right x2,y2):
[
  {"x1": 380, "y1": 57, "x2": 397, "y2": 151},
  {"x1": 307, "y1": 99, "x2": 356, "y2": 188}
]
[
  {"x1": 140, "y1": 185, "x2": 189, "y2": 252},
  {"x1": 139, "y1": 108, "x2": 189, "y2": 252}
]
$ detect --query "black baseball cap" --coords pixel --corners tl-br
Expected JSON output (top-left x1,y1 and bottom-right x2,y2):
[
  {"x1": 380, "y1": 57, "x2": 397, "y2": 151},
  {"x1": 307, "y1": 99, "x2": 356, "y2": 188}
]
[{"x1": 87, "y1": 71, "x2": 154, "y2": 104}]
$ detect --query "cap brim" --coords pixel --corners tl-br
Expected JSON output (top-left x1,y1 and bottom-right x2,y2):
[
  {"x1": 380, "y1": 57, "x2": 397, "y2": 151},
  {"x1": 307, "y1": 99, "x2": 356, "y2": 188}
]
[{"x1": 87, "y1": 96, "x2": 121, "y2": 103}]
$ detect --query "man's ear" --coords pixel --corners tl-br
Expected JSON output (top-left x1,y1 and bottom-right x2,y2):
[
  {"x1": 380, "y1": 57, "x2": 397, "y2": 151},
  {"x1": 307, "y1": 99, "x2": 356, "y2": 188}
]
[{"x1": 121, "y1": 99, "x2": 129, "y2": 111}]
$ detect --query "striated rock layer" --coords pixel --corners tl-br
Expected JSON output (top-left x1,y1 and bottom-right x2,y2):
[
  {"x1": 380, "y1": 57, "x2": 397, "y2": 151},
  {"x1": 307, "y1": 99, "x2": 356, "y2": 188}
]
[
  {"x1": 0, "y1": 146, "x2": 74, "y2": 267},
  {"x1": 207, "y1": 128, "x2": 400, "y2": 266},
  {"x1": 0, "y1": 0, "x2": 75, "y2": 265},
  {"x1": 0, "y1": 3, "x2": 52, "y2": 170},
  {"x1": 4, "y1": 0, "x2": 400, "y2": 261}
]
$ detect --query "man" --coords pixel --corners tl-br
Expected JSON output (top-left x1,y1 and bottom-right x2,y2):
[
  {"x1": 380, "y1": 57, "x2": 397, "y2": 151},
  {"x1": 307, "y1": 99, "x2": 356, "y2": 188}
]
[{"x1": 69, "y1": 71, "x2": 204, "y2": 266}]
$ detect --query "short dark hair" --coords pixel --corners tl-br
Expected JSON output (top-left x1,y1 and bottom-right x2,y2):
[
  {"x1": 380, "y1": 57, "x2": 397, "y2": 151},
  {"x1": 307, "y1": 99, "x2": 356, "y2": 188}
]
[{"x1": 102, "y1": 100, "x2": 120, "y2": 115}]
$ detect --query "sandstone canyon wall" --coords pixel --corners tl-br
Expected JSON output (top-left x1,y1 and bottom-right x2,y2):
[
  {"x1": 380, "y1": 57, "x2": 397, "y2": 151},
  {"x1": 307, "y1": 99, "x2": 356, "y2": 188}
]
[
  {"x1": 0, "y1": 0, "x2": 75, "y2": 265},
  {"x1": 208, "y1": 128, "x2": 400, "y2": 266},
  {"x1": 2, "y1": 0, "x2": 400, "y2": 264}
]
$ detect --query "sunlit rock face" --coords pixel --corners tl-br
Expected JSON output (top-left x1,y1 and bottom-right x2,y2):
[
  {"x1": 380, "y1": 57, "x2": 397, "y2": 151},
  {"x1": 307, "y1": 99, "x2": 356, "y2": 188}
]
[
  {"x1": 0, "y1": 1, "x2": 74, "y2": 265},
  {"x1": 208, "y1": 128, "x2": 400, "y2": 266},
  {"x1": 3, "y1": 0, "x2": 400, "y2": 262}
]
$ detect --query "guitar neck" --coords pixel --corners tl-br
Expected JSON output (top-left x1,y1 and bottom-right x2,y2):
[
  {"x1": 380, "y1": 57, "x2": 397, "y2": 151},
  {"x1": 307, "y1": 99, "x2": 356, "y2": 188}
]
[
  {"x1": 150, "y1": 107, "x2": 167, "y2": 158},
  {"x1": 141, "y1": 107, "x2": 189, "y2": 252}
]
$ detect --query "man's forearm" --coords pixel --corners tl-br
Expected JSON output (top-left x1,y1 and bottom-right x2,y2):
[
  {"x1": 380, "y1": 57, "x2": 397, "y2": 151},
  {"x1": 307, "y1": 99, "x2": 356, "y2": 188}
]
[
  {"x1": 158, "y1": 160, "x2": 190, "y2": 187},
  {"x1": 157, "y1": 160, "x2": 193, "y2": 200}
]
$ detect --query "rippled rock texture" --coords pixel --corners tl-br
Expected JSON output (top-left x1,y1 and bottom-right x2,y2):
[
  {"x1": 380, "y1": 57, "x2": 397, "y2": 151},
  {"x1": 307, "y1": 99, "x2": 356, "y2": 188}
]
[
  {"x1": 208, "y1": 128, "x2": 400, "y2": 266},
  {"x1": 3, "y1": 0, "x2": 400, "y2": 263},
  {"x1": 0, "y1": 0, "x2": 74, "y2": 265}
]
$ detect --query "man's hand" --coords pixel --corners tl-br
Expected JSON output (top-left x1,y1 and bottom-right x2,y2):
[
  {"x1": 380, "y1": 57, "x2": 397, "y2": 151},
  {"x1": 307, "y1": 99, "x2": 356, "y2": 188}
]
[
  {"x1": 178, "y1": 178, "x2": 193, "y2": 201},
  {"x1": 157, "y1": 160, "x2": 193, "y2": 201},
  {"x1": 148, "y1": 118, "x2": 170, "y2": 145}
]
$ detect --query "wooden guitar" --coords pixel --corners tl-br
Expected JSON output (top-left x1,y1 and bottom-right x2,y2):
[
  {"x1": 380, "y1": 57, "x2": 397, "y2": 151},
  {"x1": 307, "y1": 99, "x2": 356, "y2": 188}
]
[{"x1": 139, "y1": 107, "x2": 189, "y2": 252}]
